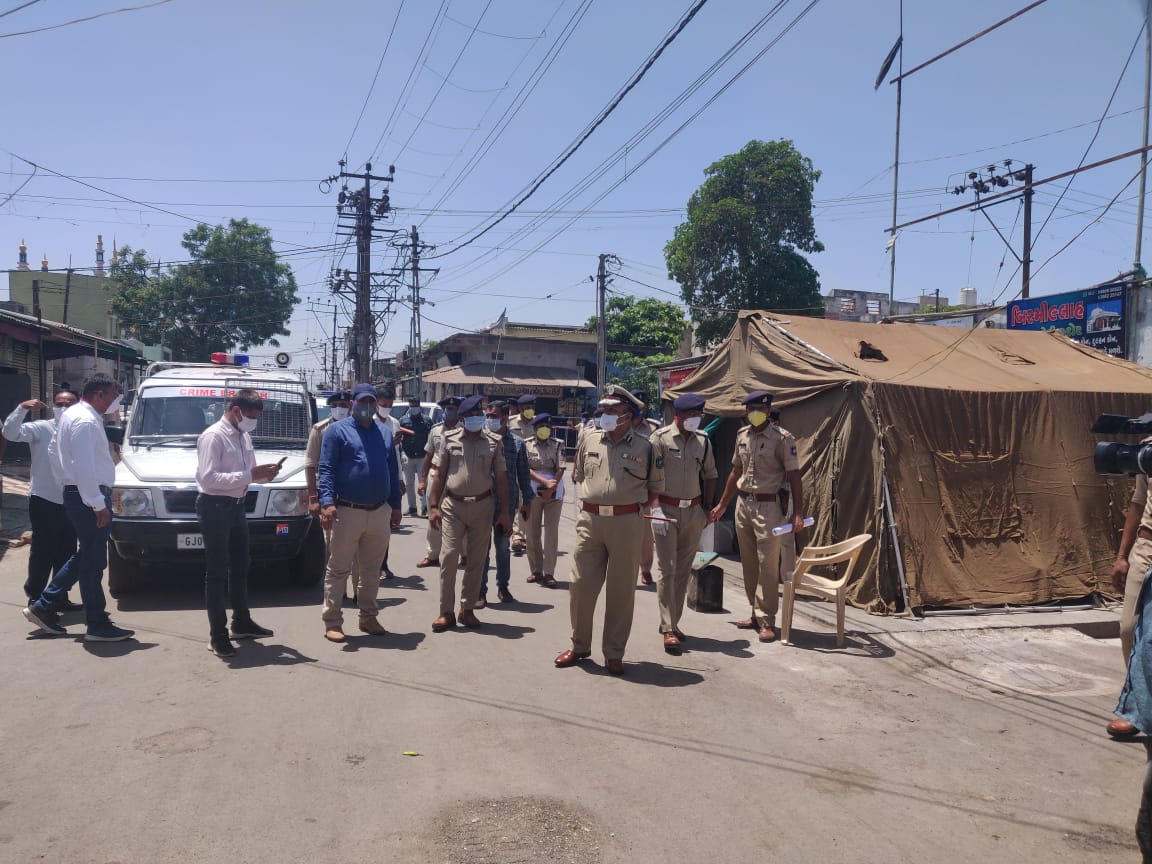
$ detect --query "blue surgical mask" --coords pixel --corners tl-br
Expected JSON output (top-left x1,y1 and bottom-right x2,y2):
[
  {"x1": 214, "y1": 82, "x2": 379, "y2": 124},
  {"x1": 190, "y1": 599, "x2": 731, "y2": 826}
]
[
  {"x1": 485, "y1": 418, "x2": 502, "y2": 433},
  {"x1": 462, "y1": 415, "x2": 486, "y2": 433},
  {"x1": 329, "y1": 407, "x2": 349, "y2": 421}
]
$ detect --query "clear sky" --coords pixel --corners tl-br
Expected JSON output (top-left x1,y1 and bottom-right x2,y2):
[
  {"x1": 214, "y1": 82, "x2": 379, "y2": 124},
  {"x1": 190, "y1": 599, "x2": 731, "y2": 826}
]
[{"x1": 2, "y1": 0, "x2": 1150, "y2": 380}]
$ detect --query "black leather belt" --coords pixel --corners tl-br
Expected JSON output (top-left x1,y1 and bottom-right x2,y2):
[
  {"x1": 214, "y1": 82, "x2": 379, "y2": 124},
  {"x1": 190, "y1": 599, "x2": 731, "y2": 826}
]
[
  {"x1": 63, "y1": 484, "x2": 111, "y2": 495},
  {"x1": 742, "y1": 492, "x2": 777, "y2": 502},
  {"x1": 1139, "y1": 526, "x2": 1152, "y2": 543},
  {"x1": 445, "y1": 489, "x2": 492, "y2": 503},
  {"x1": 337, "y1": 499, "x2": 388, "y2": 511}
]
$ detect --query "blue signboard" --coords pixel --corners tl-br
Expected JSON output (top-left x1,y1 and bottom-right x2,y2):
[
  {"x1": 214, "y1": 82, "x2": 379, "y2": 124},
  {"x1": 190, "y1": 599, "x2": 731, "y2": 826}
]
[{"x1": 1007, "y1": 282, "x2": 1126, "y2": 358}]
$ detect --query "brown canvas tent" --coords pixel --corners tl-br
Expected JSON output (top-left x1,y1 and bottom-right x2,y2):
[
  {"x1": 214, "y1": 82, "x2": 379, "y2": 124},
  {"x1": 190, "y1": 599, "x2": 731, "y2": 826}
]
[{"x1": 664, "y1": 311, "x2": 1152, "y2": 612}]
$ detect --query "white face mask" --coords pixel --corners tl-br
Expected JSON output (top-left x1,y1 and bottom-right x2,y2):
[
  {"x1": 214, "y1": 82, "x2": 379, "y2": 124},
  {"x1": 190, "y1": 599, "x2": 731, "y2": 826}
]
[
  {"x1": 592, "y1": 416, "x2": 603, "y2": 429},
  {"x1": 377, "y1": 405, "x2": 392, "y2": 418},
  {"x1": 106, "y1": 395, "x2": 123, "y2": 415},
  {"x1": 238, "y1": 415, "x2": 259, "y2": 433},
  {"x1": 53, "y1": 406, "x2": 65, "y2": 423},
  {"x1": 682, "y1": 416, "x2": 702, "y2": 433},
  {"x1": 485, "y1": 418, "x2": 503, "y2": 433},
  {"x1": 329, "y1": 407, "x2": 349, "y2": 421},
  {"x1": 599, "y1": 414, "x2": 619, "y2": 432}
]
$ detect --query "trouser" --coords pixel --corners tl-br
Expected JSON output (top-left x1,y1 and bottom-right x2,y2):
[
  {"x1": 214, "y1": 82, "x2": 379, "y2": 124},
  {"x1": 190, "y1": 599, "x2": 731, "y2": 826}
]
[
  {"x1": 1123, "y1": 537, "x2": 1152, "y2": 664},
  {"x1": 512, "y1": 508, "x2": 526, "y2": 547},
  {"x1": 569, "y1": 509, "x2": 642, "y2": 660},
  {"x1": 735, "y1": 496, "x2": 783, "y2": 624},
  {"x1": 439, "y1": 496, "x2": 494, "y2": 612},
  {"x1": 526, "y1": 497, "x2": 563, "y2": 576},
  {"x1": 322, "y1": 504, "x2": 392, "y2": 627},
  {"x1": 425, "y1": 469, "x2": 442, "y2": 559},
  {"x1": 402, "y1": 456, "x2": 423, "y2": 512},
  {"x1": 480, "y1": 525, "x2": 510, "y2": 593},
  {"x1": 196, "y1": 494, "x2": 252, "y2": 639},
  {"x1": 640, "y1": 517, "x2": 654, "y2": 575},
  {"x1": 653, "y1": 503, "x2": 707, "y2": 633},
  {"x1": 26, "y1": 494, "x2": 77, "y2": 600},
  {"x1": 35, "y1": 489, "x2": 112, "y2": 628}
]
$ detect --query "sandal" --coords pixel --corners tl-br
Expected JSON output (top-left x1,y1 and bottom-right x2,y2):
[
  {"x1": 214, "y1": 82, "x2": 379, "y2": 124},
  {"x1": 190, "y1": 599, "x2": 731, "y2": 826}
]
[
  {"x1": 542, "y1": 574, "x2": 558, "y2": 588},
  {"x1": 528, "y1": 572, "x2": 540, "y2": 583}
]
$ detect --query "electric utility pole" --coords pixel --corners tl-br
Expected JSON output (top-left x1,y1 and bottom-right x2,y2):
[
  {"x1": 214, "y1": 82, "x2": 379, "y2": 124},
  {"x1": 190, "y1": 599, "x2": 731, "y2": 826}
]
[
  {"x1": 398, "y1": 225, "x2": 437, "y2": 396},
  {"x1": 949, "y1": 160, "x2": 1034, "y2": 298},
  {"x1": 595, "y1": 253, "x2": 619, "y2": 391},
  {"x1": 323, "y1": 160, "x2": 394, "y2": 382}
]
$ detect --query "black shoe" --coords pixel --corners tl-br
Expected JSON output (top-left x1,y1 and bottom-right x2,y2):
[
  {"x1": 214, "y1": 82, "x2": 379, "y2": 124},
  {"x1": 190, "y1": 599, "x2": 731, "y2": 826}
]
[
  {"x1": 475, "y1": 592, "x2": 487, "y2": 609},
  {"x1": 23, "y1": 606, "x2": 66, "y2": 636},
  {"x1": 57, "y1": 597, "x2": 83, "y2": 612},
  {"x1": 419, "y1": 508, "x2": 428, "y2": 517},
  {"x1": 407, "y1": 507, "x2": 417, "y2": 516},
  {"x1": 85, "y1": 622, "x2": 135, "y2": 642},
  {"x1": 208, "y1": 636, "x2": 237, "y2": 658},
  {"x1": 381, "y1": 567, "x2": 395, "y2": 579},
  {"x1": 231, "y1": 619, "x2": 273, "y2": 639},
  {"x1": 497, "y1": 587, "x2": 515, "y2": 603}
]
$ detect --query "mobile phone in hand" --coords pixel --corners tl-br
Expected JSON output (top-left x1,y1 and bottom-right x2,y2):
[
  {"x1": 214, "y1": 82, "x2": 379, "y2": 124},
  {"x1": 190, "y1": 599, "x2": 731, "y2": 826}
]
[{"x1": 277, "y1": 456, "x2": 287, "y2": 467}]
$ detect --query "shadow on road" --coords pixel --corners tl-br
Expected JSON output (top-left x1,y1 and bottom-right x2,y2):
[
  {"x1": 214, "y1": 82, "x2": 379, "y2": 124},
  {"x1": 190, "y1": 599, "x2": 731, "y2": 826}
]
[
  {"x1": 492, "y1": 600, "x2": 553, "y2": 614},
  {"x1": 681, "y1": 635, "x2": 754, "y2": 658},
  {"x1": 382, "y1": 573, "x2": 427, "y2": 591},
  {"x1": 336, "y1": 630, "x2": 426, "y2": 652},
  {"x1": 80, "y1": 639, "x2": 160, "y2": 658},
  {"x1": 579, "y1": 660, "x2": 704, "y2": 687},
  {"x1": 217, "y1": 641, "x2": 318, "y2": 667},
  {"x1": 781, "y1": 630, "x2": 895, "y2": 658}
]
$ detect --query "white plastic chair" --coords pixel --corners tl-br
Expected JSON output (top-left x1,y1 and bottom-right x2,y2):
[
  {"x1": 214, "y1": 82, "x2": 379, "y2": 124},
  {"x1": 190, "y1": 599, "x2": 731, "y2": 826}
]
[{"x1": 780, "y1": 534, "x2": 872, "y2": 648}]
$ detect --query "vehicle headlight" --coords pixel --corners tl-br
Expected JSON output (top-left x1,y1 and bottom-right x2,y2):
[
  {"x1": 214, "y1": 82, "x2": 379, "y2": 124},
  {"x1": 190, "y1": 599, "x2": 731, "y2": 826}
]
[
  {"x1": 265, "y1": 489, "x2": 309, "y2": 517},
  {"x1": 111, "y1": 488, "x2": 155, "y2": 518}
]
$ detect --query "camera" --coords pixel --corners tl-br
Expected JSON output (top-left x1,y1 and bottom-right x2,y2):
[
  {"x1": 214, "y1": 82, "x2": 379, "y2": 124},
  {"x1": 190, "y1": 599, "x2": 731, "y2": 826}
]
[{"x1": 1092, "y1": 413, "x2": 1152, "y2": 475}]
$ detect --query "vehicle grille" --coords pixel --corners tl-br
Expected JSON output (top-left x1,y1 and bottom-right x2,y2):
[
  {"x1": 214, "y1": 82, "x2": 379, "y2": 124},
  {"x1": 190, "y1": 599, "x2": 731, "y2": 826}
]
[{"x1": 163, "y1": 490, "x2": 258, "y2": 514}]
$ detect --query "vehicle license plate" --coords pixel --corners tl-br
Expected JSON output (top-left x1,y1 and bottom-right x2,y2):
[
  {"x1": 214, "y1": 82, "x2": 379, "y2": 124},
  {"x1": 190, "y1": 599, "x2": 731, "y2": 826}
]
[{"x1": 177, "y1": 533, "x2": 204, "y2": 549}]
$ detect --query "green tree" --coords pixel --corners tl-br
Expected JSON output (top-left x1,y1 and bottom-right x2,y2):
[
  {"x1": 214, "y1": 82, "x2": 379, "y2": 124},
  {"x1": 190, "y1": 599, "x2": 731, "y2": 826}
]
[
  {"x1": 586, "y1": 295, "x2": 687, "y2": 399},
  {"x1": 110, "y1": 218, "x2": 299, "y2": 362},
  {"x1": 664, "y1": 139, "x2": 824, "y2": 348}
]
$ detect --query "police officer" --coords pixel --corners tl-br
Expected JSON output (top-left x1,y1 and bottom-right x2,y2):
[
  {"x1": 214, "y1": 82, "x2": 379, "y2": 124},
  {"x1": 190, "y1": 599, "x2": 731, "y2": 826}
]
[
  {"x1": 416, "y1": 395, "x2": 460, "y2": 569},
  {"x1": 523, "y1": 412, "x2": 565, "y2": 588},
  {"x1": 427, "y1": 395, "x2": 511, "y2": 632},
  {"x1": 650, "y1": 393, "x2": 717, "y2": 655},
  {"x1": 710, "y1": 390, "x2": 804, "y2": 644},
  {"x1": 555, "y1": 385, "x2": 664, "y2": 675},
  {"x1": 508, "y1": 394, "x2": 537, "y2": 556},
  {"x1": 630, "y1": 389, "x2": 659, "y2": 586}
]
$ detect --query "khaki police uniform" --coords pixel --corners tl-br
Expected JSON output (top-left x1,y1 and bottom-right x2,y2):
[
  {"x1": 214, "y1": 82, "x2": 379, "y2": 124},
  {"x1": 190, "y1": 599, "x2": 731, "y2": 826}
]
[
  {"x1": 634, "y1": 418, "x2": 658, "y2": 577},
  {"x1": 433, "y1": 427, "x2": 506, "y2": 612},
  {"x1": 569, "y1": 428, "x2": 664, "y2": 660},
  {"x1": 775, "y1": 425, "x2": 797, "y2": 581},
  {"x1": 423, "y1": 421, "x2": 452, "y2": 560},
  {"x1": 733, "y1": 423, "x2": 800, "y2": 624},
  {"x1": 650, "y1": 424, "x2": 717, "y2": 634},
  {"x1": 523, "y1": 434, "x2": 565, "y2": 578},
  {"x1": 305, "y1": 416, "x2": 336, "y2": 552},
  {"x1": 1123, "y1": 475, "x2": 1152, "y2": 663}
]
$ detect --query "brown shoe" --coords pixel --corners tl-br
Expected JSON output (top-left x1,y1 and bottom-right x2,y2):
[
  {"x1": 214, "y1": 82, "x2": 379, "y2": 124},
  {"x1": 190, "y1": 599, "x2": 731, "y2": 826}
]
[
  {"x1": 554, "y1": 649, "x2": 591, "y2": 667},
  {"x1": 604, "y1": 658, "x2": 625, "y2": 675},
  {"x1": 673, "y1": 628, "x2": 687, "y2": 642},
  {"x1": 663, "y1": 632, "x2": 682, "y2": 655},
  {"x1": 324, "y1": 627, "x2": 346, "y2": 643},
  {"x1": 416, "y1": 557, "x2": 439, "y2": 568},
  {"x1": 1107, "y1": 717, "x2": 1140, "y2": 737},
  {"x1": 358, "y1": 617, "x2": 387, "y2": 636},
  {"x1": 458, "y1": 609, "x2": 482, "y2": 629},
  {"x1": 734, "y1": 615, "x2": 759, "y2": 630},
  {"x1": 432, "y1": 612, "x2": 456, "y2": 632},
  {"x1": 758, "y1": 624, "x2": 777, "y2": 643},
  {"x1": 527, "y1": 572, "x2": 541, "y2": 583}
]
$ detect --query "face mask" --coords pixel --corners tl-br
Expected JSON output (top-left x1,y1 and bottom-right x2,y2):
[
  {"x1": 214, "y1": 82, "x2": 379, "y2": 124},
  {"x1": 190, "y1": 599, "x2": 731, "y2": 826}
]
[
  {"x1": 106, "y1": 395, "x2": 124, "y2": 415},
  {"x1": 682, "y1": 416, "x2": 702, "y2": 433},
  {"x1": 353, "y1": 403, "x2": 375, "y2": 422},
  {"x1": 485, "y1": 418, "x2": 502, "y2": 433},
  {"x1": 592, "y1": 417, "x2": 602, "y2": 429},
  {"x1": 329, "y1": 407, "x2": 349, "y2": 421},
  {"x1": 409, "y1": 407, "x2": 421, "y2": 416},
  {"x1": 462, "y1": 415, "x2": 486, "y2": 433},
  {"x1": 238, "y1": 415, "x2": 259, "y2": 433},
  {"x1": 53, "y1": 406, "x2": 65, "y2": 423},
  {"x1": 444, "y1": 409, "x2": 458, "y2": 423},
  {"x1": 376, "y1": 405, "x2": 391, "y2": 418},
  {"x1": 599, "y1": 414, "x2": 619, "y2": 432},
  {"x1": 520, "y1": 408, "x2": 535, "y2": 421},
  {"x1": 536, "y1": 427, "x2": 551, "y2": 441},
  {"x1": 747, "y1": 410, "x2": 768, "y2": 428}
]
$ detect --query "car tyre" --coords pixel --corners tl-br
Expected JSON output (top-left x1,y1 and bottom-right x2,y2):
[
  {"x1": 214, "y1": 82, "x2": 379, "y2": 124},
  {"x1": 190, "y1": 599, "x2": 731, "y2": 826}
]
[
  {"x1": 107, "y1": 541, "x2": 140, "y2": 596},
  {"x1": 292, "y1": 521, "x2": 326, "y2": 588}
]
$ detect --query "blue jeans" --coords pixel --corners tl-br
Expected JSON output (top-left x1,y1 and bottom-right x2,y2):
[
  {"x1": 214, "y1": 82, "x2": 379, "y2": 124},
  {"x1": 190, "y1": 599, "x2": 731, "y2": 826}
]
[
  {"x1": 196, "y1": 494, "x2": 251, "y2": 638},
  {"x1": 35, "y1": 489, "x2": 112, "y2": 627},
  {"x1": 480, "y1": 525, "x2": 510, "y2": 593}
]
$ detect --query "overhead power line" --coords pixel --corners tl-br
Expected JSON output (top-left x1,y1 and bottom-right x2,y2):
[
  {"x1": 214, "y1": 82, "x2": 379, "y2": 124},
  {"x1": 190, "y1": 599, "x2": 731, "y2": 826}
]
[
  {"x1": 0, "y1": 0, "x2": 44, "y2": 20},
  {"x1": 0, "y1": 0, "x2": 176, "y2": 39}
]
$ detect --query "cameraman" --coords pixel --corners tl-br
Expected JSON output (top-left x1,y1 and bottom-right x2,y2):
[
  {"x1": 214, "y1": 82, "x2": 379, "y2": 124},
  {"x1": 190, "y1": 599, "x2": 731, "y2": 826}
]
[{"x1": 1110, "y1": 462, "x2": 1152, "y2": 738}]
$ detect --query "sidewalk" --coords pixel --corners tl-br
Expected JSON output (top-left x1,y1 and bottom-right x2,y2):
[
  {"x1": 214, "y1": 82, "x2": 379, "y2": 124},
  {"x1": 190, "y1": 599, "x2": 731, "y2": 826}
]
[{"x1": 0, "y1": 463, "x2": 31, "y2": 540}]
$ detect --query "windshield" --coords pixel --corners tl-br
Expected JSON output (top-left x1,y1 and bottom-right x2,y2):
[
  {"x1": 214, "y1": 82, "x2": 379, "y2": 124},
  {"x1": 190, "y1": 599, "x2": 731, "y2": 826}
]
[
  {"x1": 390, "y1": 404, "x2": 444, "y2": 424},
  {"x1": 130, "y1": 385, "x2": 311, "y2": 446}
]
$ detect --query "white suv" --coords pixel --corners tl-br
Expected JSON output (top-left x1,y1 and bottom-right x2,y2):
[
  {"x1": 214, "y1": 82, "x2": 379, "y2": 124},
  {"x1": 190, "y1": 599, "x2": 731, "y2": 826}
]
[{"x1": 107, "y1": 361, "x2": 324, "y2": 593}]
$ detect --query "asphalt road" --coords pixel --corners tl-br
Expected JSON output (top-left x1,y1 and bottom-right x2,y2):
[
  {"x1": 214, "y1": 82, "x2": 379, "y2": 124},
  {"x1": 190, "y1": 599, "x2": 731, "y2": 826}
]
[{"x1": 0, "y1": 500, "x2": 1144, "y2": 863}]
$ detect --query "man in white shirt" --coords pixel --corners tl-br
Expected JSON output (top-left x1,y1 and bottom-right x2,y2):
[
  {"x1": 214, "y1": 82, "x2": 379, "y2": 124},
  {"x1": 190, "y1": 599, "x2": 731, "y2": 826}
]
[
  {"x1": 3, "y1": 388, "x2": 80, "y2": 607},
  {"x1": 196, "y1": 388, "x2": 281, "y2": 658},
  {"x1": 23, "y1": 374, "x2": 135, "y2": 642},
  {"x1": 375, "y1": 383, "x2": 404, "y2": 579}
]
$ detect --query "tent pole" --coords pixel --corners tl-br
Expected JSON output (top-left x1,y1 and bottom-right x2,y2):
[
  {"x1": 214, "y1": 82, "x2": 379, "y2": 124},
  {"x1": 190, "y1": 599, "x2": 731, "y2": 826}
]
[{"x1": 882, "y1": 473, "x2": 914, "y2": 616}]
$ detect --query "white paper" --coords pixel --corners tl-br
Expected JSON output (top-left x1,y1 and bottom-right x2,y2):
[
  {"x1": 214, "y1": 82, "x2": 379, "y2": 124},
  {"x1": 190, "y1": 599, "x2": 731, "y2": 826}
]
[{"x1": 533, "y1": 471, "x2": 565, "y2": 502}]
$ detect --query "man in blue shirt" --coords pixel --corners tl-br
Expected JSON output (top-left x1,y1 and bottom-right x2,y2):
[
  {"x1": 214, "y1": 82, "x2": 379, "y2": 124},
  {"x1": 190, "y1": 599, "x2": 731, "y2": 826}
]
[
  {"x1": 479, "y1": 400, "x2": 535, "y2": 607},
  {"x1": 317, "y1": 382, "x2": 403, "y2": 643}
]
